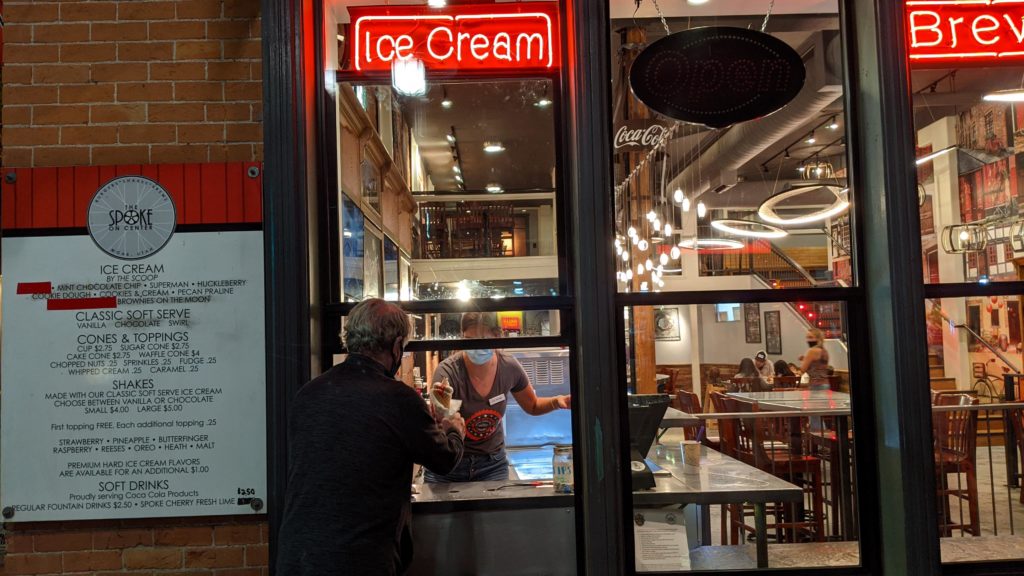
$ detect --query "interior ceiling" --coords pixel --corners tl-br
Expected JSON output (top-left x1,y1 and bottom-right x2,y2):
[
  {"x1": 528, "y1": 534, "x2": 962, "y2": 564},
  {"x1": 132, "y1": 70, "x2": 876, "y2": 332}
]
[{"x1": 397, "y1": 81, "x2": 556, "y2": 193}]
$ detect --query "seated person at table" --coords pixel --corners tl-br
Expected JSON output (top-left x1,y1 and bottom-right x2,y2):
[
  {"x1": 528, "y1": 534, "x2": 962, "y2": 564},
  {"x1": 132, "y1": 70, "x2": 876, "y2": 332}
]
[
  {"x1": 733, "y1": 357, "x2": 768, "y2": 391},
  {"x1": 801, "y1": 328, "x2": 831, "y2": 390},
  {"x1": 774, "y1": 360, "x2": 796, "y2": 378},
  {"x1": 425, "y1": 312, "x2": 571, "y2": 483},
  {"x1": 753, "y1": 350, "x2": 773, "y2": 380}
]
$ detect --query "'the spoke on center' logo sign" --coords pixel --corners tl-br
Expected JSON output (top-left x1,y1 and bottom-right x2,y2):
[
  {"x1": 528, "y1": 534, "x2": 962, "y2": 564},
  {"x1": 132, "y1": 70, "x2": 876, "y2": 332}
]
[{"x1": 87, "y1": 176, "x2": 177, "y2": 260}]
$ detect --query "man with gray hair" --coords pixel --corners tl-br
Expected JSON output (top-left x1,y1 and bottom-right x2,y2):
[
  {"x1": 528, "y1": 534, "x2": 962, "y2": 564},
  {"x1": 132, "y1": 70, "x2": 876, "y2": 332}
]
[{"x1": 276, "y1": 299, "x2": 465, "y2": 576}]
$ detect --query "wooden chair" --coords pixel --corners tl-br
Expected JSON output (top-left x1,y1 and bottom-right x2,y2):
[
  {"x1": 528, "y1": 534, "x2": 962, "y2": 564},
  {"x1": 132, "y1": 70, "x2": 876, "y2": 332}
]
[
  {"x1": 1012, "y1": 402, "x2": 1024, "y2": 504},
  {"x1": 932, "y1": 393, "x2": 980, "y2": 536},
  {"x1": 731, "y1": 377, "x2": 769, "y2": 393},
  {"x1": 773, "y1": 376, "x2": 800, "y2": 388},
  {"x1": 675, "y1": 390, "x2": 720, "y2": 450},
  {"x1": 728, "y1": 397, "x2": 826, "y2": 543}
]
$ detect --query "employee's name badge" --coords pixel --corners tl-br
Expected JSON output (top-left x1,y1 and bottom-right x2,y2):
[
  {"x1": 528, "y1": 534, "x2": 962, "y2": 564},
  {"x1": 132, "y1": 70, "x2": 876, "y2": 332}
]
[{"x1": 489, "y1": 394, "x2": 506, "y2": 406}]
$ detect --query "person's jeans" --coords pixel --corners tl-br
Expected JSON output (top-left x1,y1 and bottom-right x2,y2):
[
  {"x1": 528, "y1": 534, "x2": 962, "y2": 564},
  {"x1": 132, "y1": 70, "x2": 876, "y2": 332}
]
[{"x1": 424, "y1": 451, "x2": 509, "y2": 483}]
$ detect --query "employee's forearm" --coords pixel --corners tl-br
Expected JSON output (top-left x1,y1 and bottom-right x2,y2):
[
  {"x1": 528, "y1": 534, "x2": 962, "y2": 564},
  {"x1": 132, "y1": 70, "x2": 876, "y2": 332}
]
[{"x1": 531, "y1": 396, "x2": 562, "y2": 415}]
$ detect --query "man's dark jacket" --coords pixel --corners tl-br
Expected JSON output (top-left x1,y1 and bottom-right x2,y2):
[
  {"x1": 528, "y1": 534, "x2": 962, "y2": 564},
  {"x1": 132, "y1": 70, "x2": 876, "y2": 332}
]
[{"x1": 276, "y1": 354, "x2": 464, "y2": 575}]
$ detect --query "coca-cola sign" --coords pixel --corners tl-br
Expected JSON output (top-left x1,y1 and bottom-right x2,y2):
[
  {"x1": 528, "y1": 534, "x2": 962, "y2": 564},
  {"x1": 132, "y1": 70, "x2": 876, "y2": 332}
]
[
  {"x1": 614, "y1": 120, "x2": 673, "y2": 151},
  {"x1": 629, "y1": 27, "x2": 805, "y2": 129}
]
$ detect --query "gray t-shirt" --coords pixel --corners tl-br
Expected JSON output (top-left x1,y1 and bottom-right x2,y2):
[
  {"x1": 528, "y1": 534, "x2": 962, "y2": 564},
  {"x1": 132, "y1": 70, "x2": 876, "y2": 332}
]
[{"x1": 433, "y1": 351, "x2": 530, "y2": 456}]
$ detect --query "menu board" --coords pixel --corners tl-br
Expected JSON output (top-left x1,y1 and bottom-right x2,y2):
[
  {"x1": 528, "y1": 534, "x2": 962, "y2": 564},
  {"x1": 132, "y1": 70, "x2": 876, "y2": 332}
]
[{"x1": 1, "y1": 175, "x2": 266, "y2": 522}]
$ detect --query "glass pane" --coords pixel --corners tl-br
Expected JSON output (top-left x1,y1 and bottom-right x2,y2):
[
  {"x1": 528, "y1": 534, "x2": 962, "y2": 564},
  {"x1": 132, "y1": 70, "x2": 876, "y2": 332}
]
[
  {"x1": 623, "y1": 299, "x2": 860, "y2": 571},
  {"x1": 923, "y1": 295, "x2": 1024, "y2": 564},
  {"x1": 610, "y1": 5, "x2": 854, "y2": 293},
  {"x1": 407, "y1": 310, "x2": 561, "y2": 341},
  {"x1": 335, "y1": 75, "x2": 560, "y2": 303},
  {"x1": 912, "y1": 63, "x2": 1024, "y2": 285}
]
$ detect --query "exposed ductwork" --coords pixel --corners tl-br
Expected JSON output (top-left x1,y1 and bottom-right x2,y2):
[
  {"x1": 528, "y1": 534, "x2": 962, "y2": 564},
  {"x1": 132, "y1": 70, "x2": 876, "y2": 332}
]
[{"x1": 665, "y1": 32, "x2": 845, "y2": 198}]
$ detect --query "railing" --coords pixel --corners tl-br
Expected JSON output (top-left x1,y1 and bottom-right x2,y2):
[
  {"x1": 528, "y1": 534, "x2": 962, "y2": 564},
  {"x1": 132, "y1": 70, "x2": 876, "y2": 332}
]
[
  {"x1": 698, "y1": 240, "x2": 820, "y2": 289},
  {"x1": 419, "y1": 202, "x2": 522, "y2": 260}
]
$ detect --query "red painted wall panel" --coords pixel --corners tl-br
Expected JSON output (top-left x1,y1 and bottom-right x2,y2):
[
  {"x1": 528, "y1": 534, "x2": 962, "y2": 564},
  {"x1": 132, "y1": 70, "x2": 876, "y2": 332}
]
[{"x1": 0, "y1": 162, "x2": 263, "y2": 231}]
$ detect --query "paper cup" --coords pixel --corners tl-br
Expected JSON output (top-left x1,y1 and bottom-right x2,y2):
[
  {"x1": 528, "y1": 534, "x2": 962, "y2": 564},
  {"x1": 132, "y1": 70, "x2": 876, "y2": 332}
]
[{"x1": 682, "y1": 441, "x2": 701, "y2": 474}]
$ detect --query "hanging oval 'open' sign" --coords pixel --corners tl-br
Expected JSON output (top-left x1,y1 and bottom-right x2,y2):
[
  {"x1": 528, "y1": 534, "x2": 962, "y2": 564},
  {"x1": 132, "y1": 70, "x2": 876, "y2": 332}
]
[{"x1": 629, "y1": 27, "x2": 806, "y2": 129}]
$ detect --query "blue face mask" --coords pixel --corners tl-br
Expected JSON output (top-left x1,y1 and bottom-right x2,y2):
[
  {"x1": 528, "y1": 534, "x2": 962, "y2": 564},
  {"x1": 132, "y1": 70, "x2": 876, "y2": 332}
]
[{"x1": 465, "y1": 349, "x2": 495, "y2": 365}]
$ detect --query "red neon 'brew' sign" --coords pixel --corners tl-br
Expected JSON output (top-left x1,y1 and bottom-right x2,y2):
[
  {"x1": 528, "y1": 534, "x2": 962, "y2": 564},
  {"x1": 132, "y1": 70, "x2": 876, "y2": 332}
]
[
  {"x1": 906, "y1": 0, "x2": 1024, "y2": 65},
  {"x1": 347, "y1": 3, "x2": 559, "y2": 74}
]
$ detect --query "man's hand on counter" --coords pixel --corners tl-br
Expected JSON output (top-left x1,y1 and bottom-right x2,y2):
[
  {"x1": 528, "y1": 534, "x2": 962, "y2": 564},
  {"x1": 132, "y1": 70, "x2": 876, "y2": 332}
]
[{"x1": 442, "y1": 412, "x2": 466, "y2": 440}]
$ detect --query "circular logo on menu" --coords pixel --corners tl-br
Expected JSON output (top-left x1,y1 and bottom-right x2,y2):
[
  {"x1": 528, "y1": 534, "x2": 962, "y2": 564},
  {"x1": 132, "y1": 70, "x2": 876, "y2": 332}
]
[{"x1": 87, "y1": 176, "x2": 177, "y2": 260}]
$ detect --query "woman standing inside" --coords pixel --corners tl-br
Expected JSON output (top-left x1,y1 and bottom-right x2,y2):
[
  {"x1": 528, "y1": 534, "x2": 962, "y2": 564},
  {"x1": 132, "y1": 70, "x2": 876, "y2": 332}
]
[
  {"x1": 801, "y1": 328, "x2": 831, "y2": 390},
  {"x1": 425, "y1": 312, "x2": 571, "y2": 483}
]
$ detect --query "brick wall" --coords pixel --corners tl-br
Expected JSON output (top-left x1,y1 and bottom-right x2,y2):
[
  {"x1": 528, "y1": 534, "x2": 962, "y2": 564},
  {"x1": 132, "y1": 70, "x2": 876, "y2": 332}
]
[
  {"x1": 4, "y1": 517, "x2": 268, "y2": 575},
  {"x1": 0, "y1": 2, "x2": 269, "y2": 574},
  {"x1": 2, "y1": 0, "x2": 263, "y2": 168}
]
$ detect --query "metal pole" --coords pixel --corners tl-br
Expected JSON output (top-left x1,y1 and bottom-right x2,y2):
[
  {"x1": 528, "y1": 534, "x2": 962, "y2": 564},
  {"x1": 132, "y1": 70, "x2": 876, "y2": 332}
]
[
  {"x1": 842, "y1": 0, "x2": 941, "y2": 573},
  {"x1": 564, "y1": 0, "x2": 630, "y2": 573}
]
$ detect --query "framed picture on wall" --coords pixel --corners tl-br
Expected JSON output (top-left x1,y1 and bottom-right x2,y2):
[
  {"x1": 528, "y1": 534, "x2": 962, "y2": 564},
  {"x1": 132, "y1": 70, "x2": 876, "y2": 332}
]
[
  {"x1": 764, "y1": 311, "x2": 782, "y2": 355},
  {"x1": 743, "y1": 303, "x2": 762, "y2": 343},
  {"x1": 364, "y1": 222, "x2": 383, "y2": 298},
  {"x1": 653, "y1": 307, "x2": 680, "y2": 341},
  {"x1": 341, "y1": 194, "x2": 364, "y2": 302}
]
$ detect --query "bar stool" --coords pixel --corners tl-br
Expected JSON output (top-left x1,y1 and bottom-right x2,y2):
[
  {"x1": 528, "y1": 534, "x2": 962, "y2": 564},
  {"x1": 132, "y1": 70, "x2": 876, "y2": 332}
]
[
  {"x1": 933, "y1": 393, "x2": 980, "y2": 536},
  {"x1": 729, "y1": 397, "x2": 826, "y2": 543}
]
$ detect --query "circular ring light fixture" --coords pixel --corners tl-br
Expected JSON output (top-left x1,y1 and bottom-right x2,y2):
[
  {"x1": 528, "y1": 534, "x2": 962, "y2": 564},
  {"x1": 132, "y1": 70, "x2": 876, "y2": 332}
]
[
  {"x1": 679, "y1": 238, "x2": 745, "y2": 250},
  {"x1": 757, "y1": 184, "x2": 850, "y2": 226},
  {"x1": 710, "y1": 219, "x2": 788, "y2": 239}
]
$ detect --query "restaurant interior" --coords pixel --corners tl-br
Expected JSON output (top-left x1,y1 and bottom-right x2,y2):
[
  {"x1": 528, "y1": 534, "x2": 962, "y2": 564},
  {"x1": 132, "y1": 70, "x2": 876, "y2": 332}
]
[{"x1": 322, "y1": 0, "x2": 1024, "y2": 572}]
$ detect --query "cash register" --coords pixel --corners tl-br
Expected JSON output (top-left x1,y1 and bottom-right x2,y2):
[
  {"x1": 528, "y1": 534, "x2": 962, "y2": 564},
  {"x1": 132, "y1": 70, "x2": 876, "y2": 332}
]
[{"x1": 628, "y1": 394, "x2": 670, "y2": 490}]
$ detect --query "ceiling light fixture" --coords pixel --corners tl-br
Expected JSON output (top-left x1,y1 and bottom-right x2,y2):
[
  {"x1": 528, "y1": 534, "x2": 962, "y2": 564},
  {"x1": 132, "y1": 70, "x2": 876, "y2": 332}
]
[
  {"x1": 453, "y1": 165, "x2": 461, "y2": 174},
  {"x1": 486, "y1": 183, "x2": 503, "y2": 194},
  {"x1": 673, "y1": 189, "x2": 684, "y2": 203},
  {"x1": 682, "y1": 197, "x2": 691, "y2": 212},
  {"x1": 697, "y1": 202, "x2": 707, "y2": 219},
  {"x1": 392, "y1": 58, "x2": 426, "y2": 97},
  {"x1": 679, "y1": 238, "x2": 745, "y2": 250},
  {"x1": 483, "y1": 141, "x2": 506, "y2": 153},
  {"x1": 686, "y1": 0, "x2": 710, "y2": 4},
  {"x1": 806, "y1": 131, "x2": 816, "y2": 145},
  {"x1": 535, "y1": 98, "x2": 552, "y2": 108},
  {"x1": 711, "y1": 219, "x2": 788, "y2": 239},
  {"x1": 446, "y1": 134, "x2": 456, "y2": 145},
  {"x1": 828, "y1": 116, "x2": 839, "y2": 130},
  {"x1": 757, "y1": 184, "x2": 850, "y2": 225},
  {"x1": 428, "y1": 0, "x2": 447, "y2": 7},
  {"x1": 983, "y1": 89, "x2": 1024, "y2": 102}
]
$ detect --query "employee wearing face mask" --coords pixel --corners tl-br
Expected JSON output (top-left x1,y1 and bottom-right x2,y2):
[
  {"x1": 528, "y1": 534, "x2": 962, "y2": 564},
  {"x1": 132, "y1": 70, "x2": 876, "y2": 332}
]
[
  {"x1": 800, "y1": 328, "x2": 831, "y2": 391},
  {"x1": 425, "y1": 312, "x2": 571, "y2": 483}
]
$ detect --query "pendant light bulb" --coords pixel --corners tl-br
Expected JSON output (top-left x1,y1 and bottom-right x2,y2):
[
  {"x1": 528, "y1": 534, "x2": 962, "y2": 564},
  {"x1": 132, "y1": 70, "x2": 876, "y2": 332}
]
[
  {"x1": 674, "y1": 189, "x2": 684, "y2": 203},
  {"x1": 959, "y1": 229, "x2": 970, "y2": 242},
  {"x1": 656, "y1": 264, "x2": 664, "y2": 274},
  {"x1": 637, "y1": 264, "x2": 645, "y2": 276},
  {"x1": 697, "y1": 201, "x2": 707, "y2": 218},
  {"x1": 616, "y1": 246, "x2": 623, "y2": 256},
  {"x1": 621, "y1": 250, "x2": 630, "y2": 262},
  {"x1": 614, "y1": 238, "x2": 621, "y2": 248},
  {"x1": 646, "y1": 210, "x2": 657, "y2": 222},
  {"x1": 670, "y1": 246, "x2": 681, "y2": 260},
  {"x1": 628, "y1": 226, "x2": 637, "y2": 238},
  {"x1": 638, "y1": 239, "x2": 649, "y2": 251},
  {"x1": 625, "y1": 269, "x2": 634, "y2": 280},
  {"x1": 664, "y1": 223, "x2": 672, "y2": 236},
  {"x1": 682, "y1": 197, "x2": 691, "y2": 212},
  {"x1": 659, "y1": 253, "x2": 669, "y2": 266},
  {"x1": 645, "y1": 259, "x2": 653, "y2": 271},
  {"x1": 652, "y1": 218, "x2": 661, "y2": 231}
]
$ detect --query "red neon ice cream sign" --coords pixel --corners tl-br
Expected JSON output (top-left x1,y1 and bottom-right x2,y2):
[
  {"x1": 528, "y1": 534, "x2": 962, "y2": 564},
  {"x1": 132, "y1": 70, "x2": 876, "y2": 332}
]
[
  {"x1": 906, "y1": 0, "x2": 1024, "y2": 66},
  {"x1": 346, "y1": 3, "x2": 560, "y2": 74}
]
